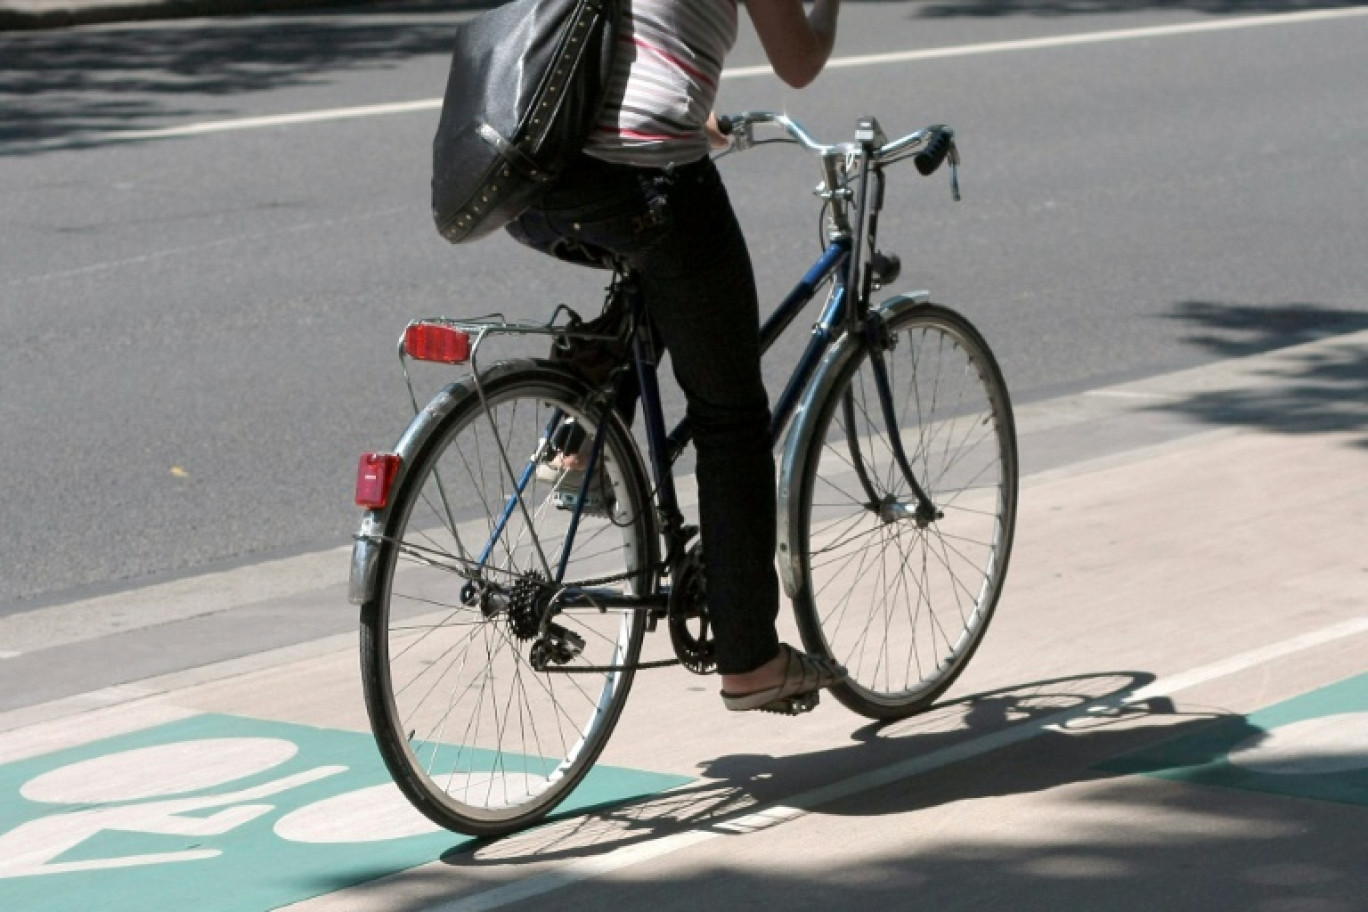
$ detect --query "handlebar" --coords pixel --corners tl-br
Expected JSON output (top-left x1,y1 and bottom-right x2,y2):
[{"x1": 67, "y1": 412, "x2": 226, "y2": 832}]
[
  {"x1": 714, "y1": 110, "x2": 961, "y2": 255},
  {"x1": 715, "y1": 111, "x2": 956, "y2": 171}
]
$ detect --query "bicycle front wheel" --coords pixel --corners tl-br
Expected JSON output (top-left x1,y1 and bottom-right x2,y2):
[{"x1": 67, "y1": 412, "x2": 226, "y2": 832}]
[
  {"x1": 360, "y1": 362, "x2": 658, "y2": 836},
  {"x1": 782, "y1": 301, "x2": 1017, "y2": 720}
]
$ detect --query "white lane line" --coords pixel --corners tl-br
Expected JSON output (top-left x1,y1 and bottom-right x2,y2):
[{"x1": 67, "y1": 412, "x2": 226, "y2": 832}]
[
  {"x1": 76, "y1": 6, "x2": 1368, "y2": 146},
  {"x1": 0, "y1": 651, "x2": 21, "y2": 660},
  {"x1": 430, "y1": 616, "x2": 1368, "y2": 912},
  {"x1": 724, "y1": 6, "x2": 1368, "y2": 78},
  {"x1": 97, "y1": 99, "x2": 442, "y2": 143},
  {"x1": 1083, "y1": 389, "x2": 1176, "y2": 401},
  {"x1": 1122, "y1": 619, "x2": 1368, "y2": 705}
]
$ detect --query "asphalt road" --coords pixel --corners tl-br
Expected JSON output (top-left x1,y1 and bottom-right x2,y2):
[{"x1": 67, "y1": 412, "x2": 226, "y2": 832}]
[{"x1": 2, "y1": 1, "x2": 1367, "y2": 612}]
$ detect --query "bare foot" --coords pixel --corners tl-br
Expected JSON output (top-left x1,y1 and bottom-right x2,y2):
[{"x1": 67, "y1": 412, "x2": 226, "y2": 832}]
[{"x1": 719, "y1": 650, "x2": 787, "y2": 695}]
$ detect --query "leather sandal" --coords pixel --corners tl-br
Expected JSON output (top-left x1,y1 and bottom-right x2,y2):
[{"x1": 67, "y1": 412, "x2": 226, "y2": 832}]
[{"x1": 720, "y1": 644, "x2": 848, "y2": 715}]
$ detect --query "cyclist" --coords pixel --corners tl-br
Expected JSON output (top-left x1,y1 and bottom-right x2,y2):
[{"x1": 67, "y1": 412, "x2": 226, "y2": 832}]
[{"x1": 508, "y1": 0, "x2": 848, "y2": 713}]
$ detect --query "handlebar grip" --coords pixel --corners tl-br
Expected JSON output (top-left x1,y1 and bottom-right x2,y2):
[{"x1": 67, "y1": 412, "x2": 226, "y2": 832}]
[
  {"x1": 914, "y1": 126, "x2": 955, "y2": 176},
  {"x1": 714, "y1": 114, "x2": 736, "y2": 137}
]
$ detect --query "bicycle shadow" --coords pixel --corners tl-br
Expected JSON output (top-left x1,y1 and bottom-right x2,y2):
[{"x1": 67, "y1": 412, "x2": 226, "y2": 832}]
[
  {"x1": 427, "y1": 670, "x2": 1257, "y2": 868},
  {"x1": 298, "y1": 662, "x2": 1365, "y2": 912}
]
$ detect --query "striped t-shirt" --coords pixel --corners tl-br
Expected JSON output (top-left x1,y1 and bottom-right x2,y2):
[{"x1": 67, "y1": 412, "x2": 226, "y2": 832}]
[{"x1": 584, "y1": 0, "x2": 737, "y2": 168}]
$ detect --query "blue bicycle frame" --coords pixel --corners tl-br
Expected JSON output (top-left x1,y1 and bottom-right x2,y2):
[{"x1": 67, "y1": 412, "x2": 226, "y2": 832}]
[{"x1": 475, "y1": 236, "x2": 853, "y2": 593}]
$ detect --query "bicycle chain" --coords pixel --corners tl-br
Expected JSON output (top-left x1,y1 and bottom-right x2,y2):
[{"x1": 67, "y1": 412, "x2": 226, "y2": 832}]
[
  {"x1": 379, "y1": 536, "x2": 677, "y2": 673},
  {"x1": 539, "y1": 656, "x2": 681, "y2": 674},
  {"x1": 381, "y1": 536, "x2": 649, "y2": 591},
  {"x1": 537, "y1": 564, "x2": 682, "y2": 673}
]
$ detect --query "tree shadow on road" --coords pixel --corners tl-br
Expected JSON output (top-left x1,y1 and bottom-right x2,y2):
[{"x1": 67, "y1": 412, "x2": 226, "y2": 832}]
[
  {"x1": 1154, "y1": 300, "x2": 1368, "y2": 446},
  {"x1": 0, "y1": 15, "x2": 457, "y2": 150}
]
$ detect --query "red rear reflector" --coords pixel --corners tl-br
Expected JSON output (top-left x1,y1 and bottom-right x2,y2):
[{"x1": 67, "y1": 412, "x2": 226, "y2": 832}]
[
  {"x1": 405, "y1": 323, "x2": 471, "y2": 364},
  {"x1": 356, "y1": 452, "x2": 401, "y2": 508}
]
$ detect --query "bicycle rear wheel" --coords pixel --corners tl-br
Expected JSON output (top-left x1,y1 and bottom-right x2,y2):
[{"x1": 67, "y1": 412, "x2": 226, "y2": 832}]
[
  {"x1": 360, "y1": 362, "x2": 658, "y2": 836},
  {"x1": 782, "y1": 301, "x2": 1017, "y2": 720}
]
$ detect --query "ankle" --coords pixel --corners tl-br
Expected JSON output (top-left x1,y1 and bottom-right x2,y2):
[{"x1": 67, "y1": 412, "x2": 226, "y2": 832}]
[
  {"x1": 720, "y1": 651, "x2": 785, "y2": 691},
  {"x1": 558, "y1": 451, "x2": 589, "y2": 471}
]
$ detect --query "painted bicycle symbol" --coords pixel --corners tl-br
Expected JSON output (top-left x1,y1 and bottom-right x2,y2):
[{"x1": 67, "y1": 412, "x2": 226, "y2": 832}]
[{"x1": 0, "y1": 736, "x2": 442, "y2": 880}]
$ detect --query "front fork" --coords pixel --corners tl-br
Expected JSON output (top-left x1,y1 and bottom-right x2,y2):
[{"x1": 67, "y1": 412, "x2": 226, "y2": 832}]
[{"x1": 854, "y1": 313, "x2": 942, "y2": 527}]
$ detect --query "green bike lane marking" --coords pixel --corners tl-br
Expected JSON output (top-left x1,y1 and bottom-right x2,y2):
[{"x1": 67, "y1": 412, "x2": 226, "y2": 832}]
[
  {"x1": 0, "y1": 713, "x2": 691, "y2": 912},
  {"x1": 1099, "y1": 671, "x2": 1368, "y2": 808}
]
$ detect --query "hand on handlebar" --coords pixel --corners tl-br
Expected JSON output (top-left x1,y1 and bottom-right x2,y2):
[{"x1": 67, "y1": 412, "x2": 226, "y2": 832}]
[{"x1": 705, "y1": 112, "x2": 731, "y2": 151}]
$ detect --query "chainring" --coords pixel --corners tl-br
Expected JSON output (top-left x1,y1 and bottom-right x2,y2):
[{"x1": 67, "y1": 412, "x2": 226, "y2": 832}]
[{"x1": 667, "y1": 544, "x2": 716, "y2": 674}]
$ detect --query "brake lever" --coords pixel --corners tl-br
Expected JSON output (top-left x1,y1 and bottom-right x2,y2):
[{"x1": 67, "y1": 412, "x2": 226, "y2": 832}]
[
  {"x1": 717, "y1": 114, "x2": 755, "y2": 149},
  {"x1": 731, "y1": 118, "x2": 755, "y2": 152},
  {"x1": 948, "y1": 143, "x2": 962, "y2": 202}
]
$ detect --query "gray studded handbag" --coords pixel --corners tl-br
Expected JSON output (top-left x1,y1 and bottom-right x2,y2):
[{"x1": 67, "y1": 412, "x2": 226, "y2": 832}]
[{"x1": 431, "y1": 0, "x2": 621, "y2": 244}]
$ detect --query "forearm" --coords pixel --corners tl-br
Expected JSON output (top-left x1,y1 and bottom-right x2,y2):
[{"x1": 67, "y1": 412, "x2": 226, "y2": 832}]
[{"x1": 746, "y1": 0, "x2": 842, "y2": 89}]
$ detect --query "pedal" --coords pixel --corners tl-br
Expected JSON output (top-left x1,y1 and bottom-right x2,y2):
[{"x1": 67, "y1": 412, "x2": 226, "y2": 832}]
[
  {"x1": 541, "y1": 463, "x2": 616, "y2": 517},
  {"x1": 551, "y1": 489, "x2": 613, "y2": 517},
  {"x1": 757, "y1": 690, "x2": 820, "y2": 716}
]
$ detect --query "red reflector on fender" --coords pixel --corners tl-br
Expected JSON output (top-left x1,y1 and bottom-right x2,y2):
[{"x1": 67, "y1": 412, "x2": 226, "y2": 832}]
[
  {"x1": 405, "y1": 323, "x2": 471, "y2": 364},
  {"x1": 356, "y1": 452, "x2": 402, "y2": 508}
]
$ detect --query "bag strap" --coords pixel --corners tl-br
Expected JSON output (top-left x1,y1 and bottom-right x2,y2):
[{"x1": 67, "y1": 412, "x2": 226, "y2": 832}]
[{"x1": 477, "y1": 123, "x2": 557, "y2": 183}]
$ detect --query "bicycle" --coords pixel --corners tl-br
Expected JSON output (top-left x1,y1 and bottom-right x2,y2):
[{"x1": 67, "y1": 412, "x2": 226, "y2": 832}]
[{"x1": 349, "y1": 112, "x2": 1018, "y2": 837}]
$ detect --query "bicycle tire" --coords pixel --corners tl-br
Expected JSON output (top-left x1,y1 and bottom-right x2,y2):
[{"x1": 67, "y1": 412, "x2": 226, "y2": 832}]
[
  {"x1": 781, "y1": 300, "x2": 1018, "y2": 720},
  {"x1": 359, "y1": 361, "x2": 658, "y2": 836}
]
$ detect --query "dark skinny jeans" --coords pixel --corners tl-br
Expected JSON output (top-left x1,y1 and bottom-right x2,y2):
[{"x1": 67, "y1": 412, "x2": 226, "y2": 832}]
[{"x1": 508, "y1": 154, "x2": 780, "y2": 675}]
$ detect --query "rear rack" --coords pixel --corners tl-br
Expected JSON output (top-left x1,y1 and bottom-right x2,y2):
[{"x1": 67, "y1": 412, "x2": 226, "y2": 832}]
[{"x1": 396, "y1": 305, "x2": 625, "y2": 415}]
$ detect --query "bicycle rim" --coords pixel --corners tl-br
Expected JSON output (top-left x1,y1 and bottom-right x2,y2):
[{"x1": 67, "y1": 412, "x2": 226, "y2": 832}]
[
  {"x1": 790, "y1": 304, "x2": 1017, "y2": 719},
  {"x1": 361, "y1": 365, "x2": 656, "y2": 835}
]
